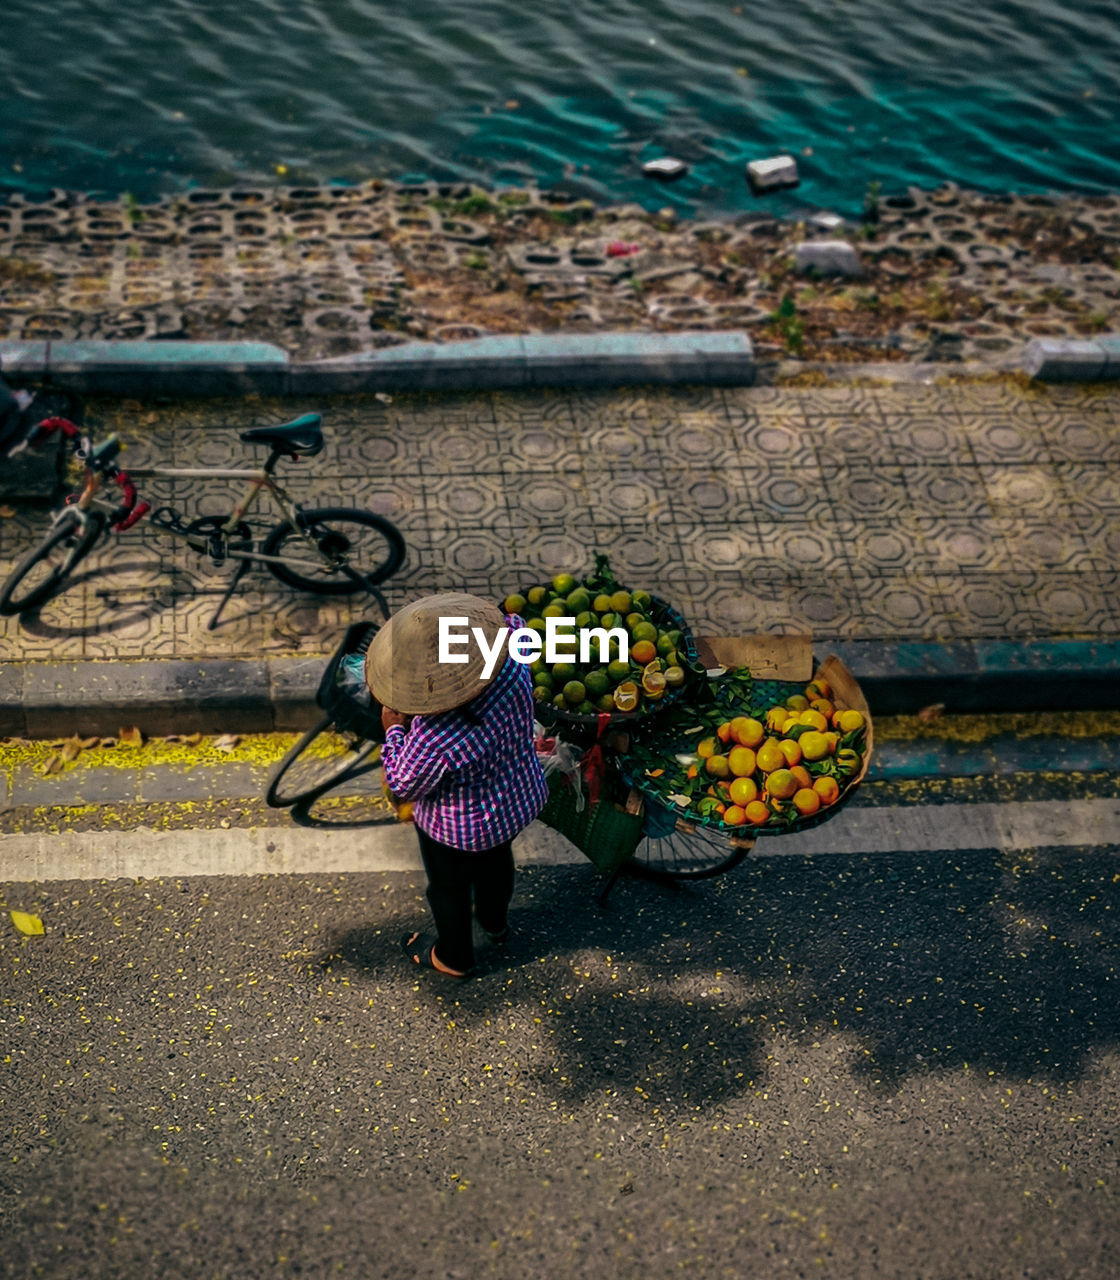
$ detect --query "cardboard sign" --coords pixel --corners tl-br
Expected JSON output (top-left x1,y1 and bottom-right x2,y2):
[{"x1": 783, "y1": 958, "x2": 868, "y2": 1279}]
[{"x1": 694, "y1": 633, "x2": 813, "y2": 682}]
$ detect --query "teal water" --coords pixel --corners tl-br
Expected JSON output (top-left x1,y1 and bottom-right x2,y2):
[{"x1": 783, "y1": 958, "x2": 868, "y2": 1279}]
[{"x1": 2, "y1": 0, "x2": 1118, "y2": 215}]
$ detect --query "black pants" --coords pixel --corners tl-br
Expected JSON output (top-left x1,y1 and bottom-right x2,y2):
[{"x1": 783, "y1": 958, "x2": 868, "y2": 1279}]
[{"x1": 414, "y1": 826, "x2": 515, "y2": 972}]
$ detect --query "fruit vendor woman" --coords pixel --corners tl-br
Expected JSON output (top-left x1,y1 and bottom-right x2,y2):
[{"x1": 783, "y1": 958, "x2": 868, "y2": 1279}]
[{"x1": 364, "y1": 592, "x2": 548, "y2": 978}]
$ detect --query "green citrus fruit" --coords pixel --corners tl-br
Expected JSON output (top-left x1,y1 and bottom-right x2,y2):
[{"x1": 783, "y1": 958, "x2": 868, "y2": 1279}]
[
  {"x1": 551, "y1": 572, "x2": 577, "y2": 596},
  {"x1": 607, "y1": 659, "x2": 631, "y2": 683},
  {"x1": 584, "y1": 669, "x2": 611, "y2": 697},
  {"x1": 551, "y1": 662, "x2": 577, "y2": 681},
  {"x1": 527, "y1": 585, "x2": 548, "y2": 606},
  {"x1": 503, "y1": 593, "x2": 528, "y2": 615}
]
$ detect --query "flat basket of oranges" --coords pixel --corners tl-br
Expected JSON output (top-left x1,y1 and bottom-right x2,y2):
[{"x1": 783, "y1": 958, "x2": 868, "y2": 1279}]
[{"x1": 622, "y1": 655, "x2": 873, "y2": 839}]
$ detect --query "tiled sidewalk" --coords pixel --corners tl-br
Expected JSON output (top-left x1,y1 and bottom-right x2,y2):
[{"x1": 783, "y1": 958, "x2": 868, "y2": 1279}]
[{"x1": 1, "y1": 376, "x2": 1118, "y2": 664}]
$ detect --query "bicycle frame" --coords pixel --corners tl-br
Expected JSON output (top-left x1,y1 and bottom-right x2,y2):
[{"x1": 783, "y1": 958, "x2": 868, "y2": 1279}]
[{"x1": 74, "y1": 459, "x2": 344, "y2": 577}]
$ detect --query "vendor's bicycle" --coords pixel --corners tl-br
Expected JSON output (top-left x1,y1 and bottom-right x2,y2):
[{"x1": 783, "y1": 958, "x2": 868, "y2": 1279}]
[
  {"x1": 0, "y1": 414, "x2": 405, "y2": 627},
  {"x1": 265, "y1": 621, "x2": 755, "y2": 893}
]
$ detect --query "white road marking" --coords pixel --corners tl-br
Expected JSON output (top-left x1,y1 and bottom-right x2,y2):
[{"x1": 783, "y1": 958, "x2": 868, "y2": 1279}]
[{"x1": 1, "y1": 800, "x2": 1118, "y2": 882}]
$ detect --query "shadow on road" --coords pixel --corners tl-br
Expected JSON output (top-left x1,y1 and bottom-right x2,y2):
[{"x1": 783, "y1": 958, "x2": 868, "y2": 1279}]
[{"x1": 319, "y1": 843, "x2": 1119, "y2": 1102}]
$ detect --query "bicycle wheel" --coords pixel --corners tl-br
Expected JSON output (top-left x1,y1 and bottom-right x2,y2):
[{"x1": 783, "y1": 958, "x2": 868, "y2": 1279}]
[
  {"x1": 266, "y1": 714, "x2": 381, "y2": 808},
  {"x1": 630, "y1": 824, "x2": 752, "y2": 880},
  {"x1": 0, "y1": 509, "x2": 106, "y2": 615},
  {"x1": 261, "y1": 507, "x2": 405, "y2": 595}
]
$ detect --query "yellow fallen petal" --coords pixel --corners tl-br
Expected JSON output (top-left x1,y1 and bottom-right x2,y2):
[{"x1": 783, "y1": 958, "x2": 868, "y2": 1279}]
[{"x1": 11, "y1": 910, "x2": 44, "y2": 936}]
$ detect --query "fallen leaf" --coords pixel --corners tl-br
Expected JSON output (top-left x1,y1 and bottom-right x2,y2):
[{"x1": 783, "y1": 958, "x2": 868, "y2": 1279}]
[
  {"x1": 79, "y1": 736, "x2": 99, "y2": 749},
  {"x1": 42, "y1": 754, "x2": 64, "y2": 775},
  {"x1": 0, "y1": 505, "x2": 15, "y2": 518},
  {"x1": 10, "y1": 910, "x2": 44, "y2": 936},
  {"x1": 184, "y1": 732, "x2": 203, "y2": 747},
  {"x1": 100, "y1": 737, "x2": 117, "y2": 748},
  {"x1": 213, "y1": 733, "x2": 240, "y2": 753},
  {"x1": 917, "y1": 703, "x2": 945, "y2": 722},
  {"x1": 59, "y1": 737, "x2": 83, "y2": 762},
  {"x1": 119, "y1": 726, "x2": 143, "y2": 747}
]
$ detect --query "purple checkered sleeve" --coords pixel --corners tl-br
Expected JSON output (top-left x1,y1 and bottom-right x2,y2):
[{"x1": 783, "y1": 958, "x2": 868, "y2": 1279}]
[{"x1": 380, "y1": 615, "x2": 548, "y2": 852}]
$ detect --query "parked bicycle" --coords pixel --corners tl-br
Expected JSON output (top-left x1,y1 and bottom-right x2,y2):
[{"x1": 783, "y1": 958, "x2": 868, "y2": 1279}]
[{"x1": 0, "y1": 413, "x2": 405, "y2": 627}]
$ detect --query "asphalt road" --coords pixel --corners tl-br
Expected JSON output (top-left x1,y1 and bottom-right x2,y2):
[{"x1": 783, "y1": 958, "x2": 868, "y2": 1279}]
[{"x1": 1, "y1": 825, "x2": 1117, "y2": 1279}]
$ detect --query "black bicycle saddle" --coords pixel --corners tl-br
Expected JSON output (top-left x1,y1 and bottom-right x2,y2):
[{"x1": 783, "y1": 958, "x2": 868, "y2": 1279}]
[{"x1": 240, "y1": 413, "x2": 324, "y2": 457}]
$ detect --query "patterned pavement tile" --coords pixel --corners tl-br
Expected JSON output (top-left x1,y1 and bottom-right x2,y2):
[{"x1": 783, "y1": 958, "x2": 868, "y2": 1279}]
[
  {"x1": 1034, "y1": 412, "x2": 1120, "y2": 463},
  {"x1": 888, "y1": 414, "x2": 975, "y2": 466},
  {"x1": 752, "y1": 463, "x2": 835, "y2": 523},
  {"x1": 979, "y1": 463, "x2": 1071, "y2": 519},
  {"x1": 1050, "y1": 462, "x2": 1120, "y2": 516},
  {"x1": 932, "y1": 571, "x2": 1044, "y2": 638},
  {"x1": 499, "y1": 426, "x2": 586, "y2": 474},
  {"x1": 817, "y1": 464, "x2": 912, "y2": 522},
  {"x1": 1075, "y1": 514, "x2": 1120, "y2": 568},
  {"x1": 751, "y1": 518, "x2": 853, "y2": 577},
  {"x1": 903, "y1": 465, "x2": 993, "y2": 520},
  {"x1": 580, "y1": 418, "x2": 672, "y2": 468},
  {"x1": 909, "y1": 516, "x2": 1014, "y2": 572},
  {"x1": 833, "y1": 519, "x2": 927, "y2": 576},
  {"x1": 846, "y1": 571, "x2": 952, "y2": 641},
  {"x1": 731, "y1": 413, "x2": 819, "y2": 467},
  {"x1": 960, "y1": 413, "x2": 1054, "y2": 464},
  {"x1": 662, "y1": 462, "x2": 757, "y2": 525},
  {"x1": 585, "y1": 468, "x2": 671, "y2": 523},
  {"x1": 421, "y1": 473, "x2": 512, "y2": 527},
  {"x1": 807, "y1": 414, "x2": 897, "y2": 470},
  {"x1": 992, "y1": 518, "x2": 1095, "y2": 571}
]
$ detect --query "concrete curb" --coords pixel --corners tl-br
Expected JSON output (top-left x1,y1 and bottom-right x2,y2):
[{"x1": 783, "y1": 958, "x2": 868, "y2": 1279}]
[
  {"x1": 3, "y1": 639, "x2": 1118, "y2": 738},
  {"x1": 0, "y1": 332, "x2": 757, "y2": 397}
]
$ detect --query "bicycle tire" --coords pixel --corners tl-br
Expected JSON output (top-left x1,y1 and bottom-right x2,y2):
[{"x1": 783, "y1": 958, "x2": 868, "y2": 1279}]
[
  {"x1": 0, "y1": 509, "x2": 106, "y2": 616},
  {"x1": 266, "y1": 714, "x2": 380, "y2": 808},
  {"x1": 630, "y1": 824, "x2": 752, "y2": 880},
  {"x1": 261, "y1": 507, "x2": 405, "y2": 595}
]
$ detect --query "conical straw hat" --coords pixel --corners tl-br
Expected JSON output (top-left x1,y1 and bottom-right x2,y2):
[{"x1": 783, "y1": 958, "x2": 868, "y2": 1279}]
[{"x1": 364, "y1": 592, "x2": 509, "y2": 715}]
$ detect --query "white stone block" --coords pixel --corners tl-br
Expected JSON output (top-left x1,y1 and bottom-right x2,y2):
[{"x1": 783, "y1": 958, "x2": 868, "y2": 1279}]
[
  {"x1": 794, "y1": 240, "x2": 863, "y2": 277},
  {"x1": 746, "y1": 155, "x2": 800, "y2": 193}
]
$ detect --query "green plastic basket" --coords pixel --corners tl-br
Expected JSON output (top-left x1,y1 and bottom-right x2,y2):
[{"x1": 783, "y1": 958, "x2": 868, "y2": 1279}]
[{"x1": 538, "y1": 770, "x2": 645, "y2": 872}]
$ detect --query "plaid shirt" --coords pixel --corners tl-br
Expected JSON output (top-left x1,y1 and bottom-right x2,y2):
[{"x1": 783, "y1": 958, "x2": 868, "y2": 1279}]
[{"x1": 380, "y1": 619, "x2": 547, "y2": 851}]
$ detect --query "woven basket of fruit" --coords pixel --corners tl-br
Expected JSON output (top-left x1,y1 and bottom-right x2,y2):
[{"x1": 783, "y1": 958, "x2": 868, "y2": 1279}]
[
  {"x1": 622, "y1": 654, "x2": 872, "y2": 839},
  {"x1": 501, "y1": 554, "x2": 702, "y2": 732}
]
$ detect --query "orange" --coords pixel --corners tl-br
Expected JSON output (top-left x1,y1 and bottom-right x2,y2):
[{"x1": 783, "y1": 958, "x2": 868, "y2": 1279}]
[
  {"x1": 785, "y1": 693, "x2": 809, "y2": 712},
  {"x1": 792, "y1": 788, "x2": 821, "y2": 816},
  {"x1": 806, "y1": 678, "x2": 832, "y2": 700},
  {"x1": 810, "y1": 698, "x2": 835, "y2": 719},
  {"x1": 744, "y1": 800, "x2": 772, "y2": 826},
  {"x1": 836, "y1": 747, "x2": 862, "y2": 775},
  {"x1": 631, "y1": 639, "x2": 657, "y2": 666},
  {"x1": 798, "y1": 730, "x2": 830, "y2": 761},
  {"x1": 813, "y1": 776, "x2": 840, "y2": 806},
  {"x1": 825, "y1": 732, "x2": 840, "y2": 754},
  {"x1": 728, "y1": 776, "x2": 758, "y2": 807},
  {"x1": 790, "y1": 764, "x2": 812, "y2": 790},
  {"x1": 767, "y1": 768, "x2": 798, "y2": 800},
  {"x1": 765, "y1": 707, "x2": 790, "y2": 733},
  {"x1": 696, "y1": 736, "x2": 717, "y2": 759},
  {"x1": 723, "y1": 804, "x2": 747, "y2": 827},
  {"x1": 778, "y1": 738, "x2": 802, "y2": 766},
  {"x1": 705, "y1": 754, "x2": 731, "y2": 779},
  {"x1": 755, "y1": 738, "x2": 785, "y2": 773},
  {"x1": 641, "y1": 666, "x2": 667, "y2": 699},
  {"x1": 613, "y1": 681, "x2": 639, "y2": 712},
  {"x1": 836, "y1": 708, "x2": 866, "y2": 734},
  {"x1": 796, "y1": 708, "x2": 829, "y2": 731},
  {"x1": 717, "y1": 721, "x2": 734, "y2": 744},
  {"x1": 731, "y1": 716, "x2": 765, "y2": 748},
  {"x1": 727, "y1": 745, "x2": 756, "y2": 777}
]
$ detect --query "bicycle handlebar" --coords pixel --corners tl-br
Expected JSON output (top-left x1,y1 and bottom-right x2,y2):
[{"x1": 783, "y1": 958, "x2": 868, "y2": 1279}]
[{"x1": 33, "y1": 418, "x2": 149, "y2": 529}]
